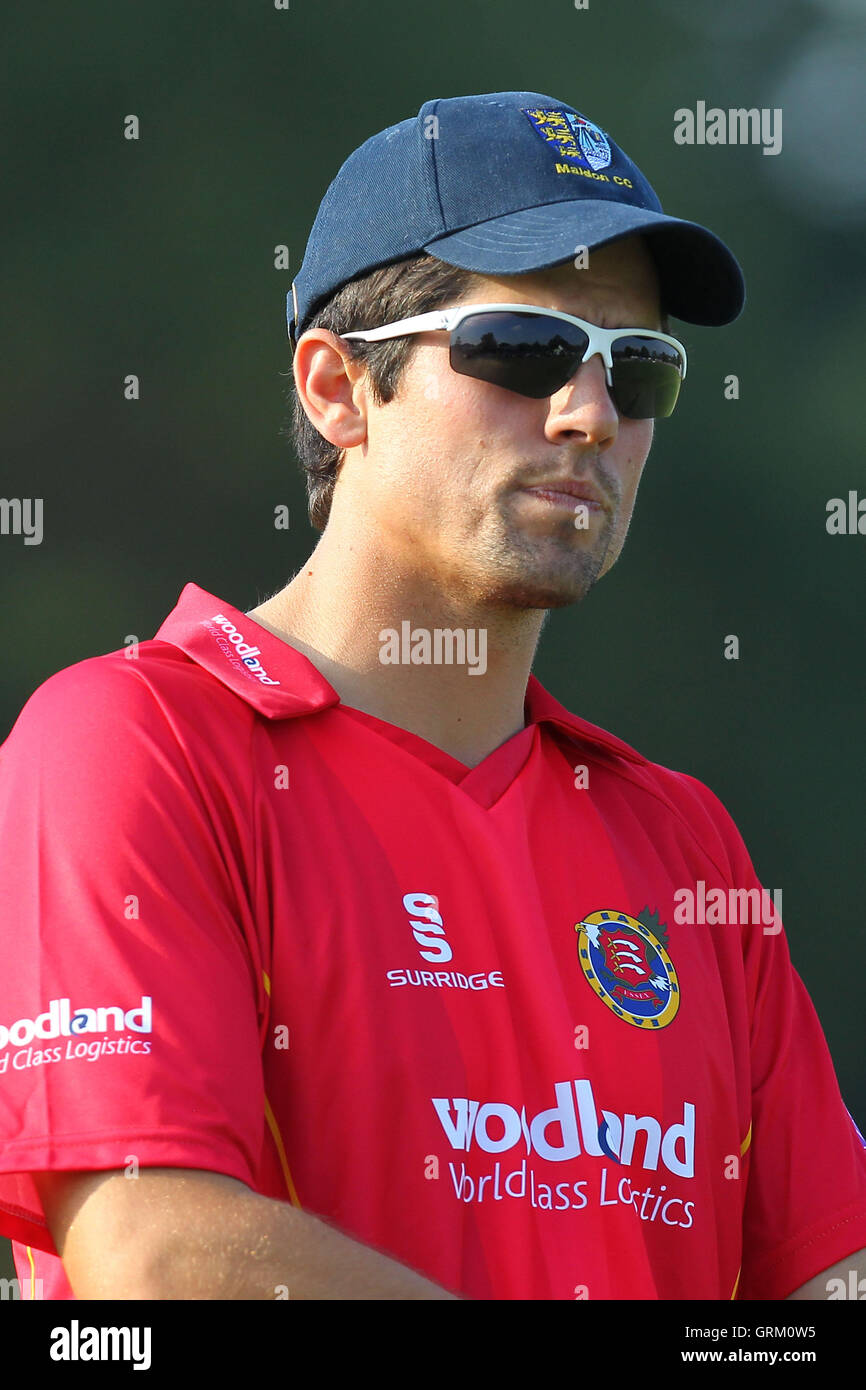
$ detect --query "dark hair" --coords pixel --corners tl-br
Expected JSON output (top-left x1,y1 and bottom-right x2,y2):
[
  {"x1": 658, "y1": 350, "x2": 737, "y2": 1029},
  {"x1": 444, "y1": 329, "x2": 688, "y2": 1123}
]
[
  {"x1": 285, "y1": 251, "x2": 671, "y2": 532},
  {"x1": 285, "y1": 254, "x2": 485, "y2": 533}
]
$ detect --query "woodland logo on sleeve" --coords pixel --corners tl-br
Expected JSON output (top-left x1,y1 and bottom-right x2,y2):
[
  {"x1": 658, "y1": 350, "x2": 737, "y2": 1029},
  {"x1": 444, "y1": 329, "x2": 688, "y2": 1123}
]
[
  {"x1": 0, "y1": 996, "x2": 153, "y2": 1073},
  {"x1": 575, "y1": 907, "x2": 679, "y2": 1029}
]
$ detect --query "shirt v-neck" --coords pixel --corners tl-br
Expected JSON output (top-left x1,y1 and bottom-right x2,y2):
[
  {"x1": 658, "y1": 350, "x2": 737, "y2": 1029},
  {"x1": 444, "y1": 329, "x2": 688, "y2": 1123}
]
[
  {"x1": 152, "y1": 583, "x2": 649, "y2": 810},
  {"x1": 338, "y1": 701, "x2": 539, "y2": 807}
]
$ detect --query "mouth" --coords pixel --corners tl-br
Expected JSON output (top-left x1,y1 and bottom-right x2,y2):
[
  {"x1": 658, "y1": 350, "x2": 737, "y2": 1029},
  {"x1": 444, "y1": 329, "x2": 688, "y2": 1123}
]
[{"x1": 519, "y1": 484, "x2": 605, "y2": 513}]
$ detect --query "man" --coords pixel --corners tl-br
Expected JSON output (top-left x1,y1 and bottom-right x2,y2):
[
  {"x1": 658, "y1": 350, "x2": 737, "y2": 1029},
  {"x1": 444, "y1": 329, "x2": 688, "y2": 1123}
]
[{"x1": 1, "y1": 91, "x2": 864, "y2": 1301}]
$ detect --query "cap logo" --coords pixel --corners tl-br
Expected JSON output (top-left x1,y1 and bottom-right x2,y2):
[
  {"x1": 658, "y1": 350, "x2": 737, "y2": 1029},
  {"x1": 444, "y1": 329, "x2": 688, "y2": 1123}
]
[{"x1": 522, "y1": 108, "x2": 612, "y2": 172}]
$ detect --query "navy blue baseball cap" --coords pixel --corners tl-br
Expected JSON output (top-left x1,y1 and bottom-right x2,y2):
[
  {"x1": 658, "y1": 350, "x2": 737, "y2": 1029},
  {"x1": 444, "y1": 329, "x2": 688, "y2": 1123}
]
[{"x1": 288, "y1": 90, "x2": 746, "y2": 347}]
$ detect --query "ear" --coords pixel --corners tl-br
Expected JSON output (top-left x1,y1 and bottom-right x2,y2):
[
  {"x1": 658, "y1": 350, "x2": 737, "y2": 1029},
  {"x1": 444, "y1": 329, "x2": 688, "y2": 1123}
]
[{"x1": 293, "y1": 329, "x2": 369, "y2": 451}]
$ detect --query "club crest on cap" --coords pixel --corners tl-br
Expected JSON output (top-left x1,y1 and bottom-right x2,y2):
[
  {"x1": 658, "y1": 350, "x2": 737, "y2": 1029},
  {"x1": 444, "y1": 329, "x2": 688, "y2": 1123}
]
[{"x1": 522, "y1": 108, "x2": 612, "y2": 172}]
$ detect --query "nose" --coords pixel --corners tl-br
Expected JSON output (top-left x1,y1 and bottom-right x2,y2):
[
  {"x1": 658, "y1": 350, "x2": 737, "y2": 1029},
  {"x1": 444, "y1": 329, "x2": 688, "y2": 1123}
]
[{"x1": 543, "y1": 353, "x2": 619, "y2": 448}]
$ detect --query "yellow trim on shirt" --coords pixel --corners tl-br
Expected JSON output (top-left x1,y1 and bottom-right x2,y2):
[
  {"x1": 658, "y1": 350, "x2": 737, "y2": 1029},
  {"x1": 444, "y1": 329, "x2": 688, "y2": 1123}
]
[
  {"x1": 729, "y1": 1122, "x2": 753, "y2": 1299},
  {"x1": 25, "y1": 1244, "x2": 36, "y2": 1300},
  {"x1": 265, "y1": 1094, "x2": 301, "y2": 1208},
  {"x1": 260, "y1": 970, "x2": 300, "y2": 1205}
]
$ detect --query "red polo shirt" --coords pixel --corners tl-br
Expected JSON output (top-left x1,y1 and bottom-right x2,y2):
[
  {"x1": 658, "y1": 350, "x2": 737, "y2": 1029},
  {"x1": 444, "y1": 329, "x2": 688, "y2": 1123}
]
[{"x1": 1, "y1": 583, "x2": 865, "y2": 1300}]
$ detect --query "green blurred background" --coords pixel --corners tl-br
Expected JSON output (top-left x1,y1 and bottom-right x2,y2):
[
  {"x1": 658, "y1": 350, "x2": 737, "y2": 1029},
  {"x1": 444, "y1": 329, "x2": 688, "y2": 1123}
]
[{"x1": 2, "y1": 0, "x2": 864, "y2": 1289}]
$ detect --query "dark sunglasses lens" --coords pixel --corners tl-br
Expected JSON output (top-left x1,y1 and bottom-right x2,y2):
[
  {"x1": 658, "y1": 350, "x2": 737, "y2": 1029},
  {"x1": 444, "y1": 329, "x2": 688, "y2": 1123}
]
[
  {"x1": 610, "y1": 336, "x2": 684, "y2": 419},
  {"x1": 450, "y1": 312, "x2": 588, "y2": 399}
]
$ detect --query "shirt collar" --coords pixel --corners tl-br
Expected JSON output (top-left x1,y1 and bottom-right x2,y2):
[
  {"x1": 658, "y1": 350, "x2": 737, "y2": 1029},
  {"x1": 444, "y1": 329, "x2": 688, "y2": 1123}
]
[
  {"x1": 153, "y1": 583, "x2": 339, "y2": 719},
  {"x1": 154, "y1": 583, "x2": 645, "y2": 763}
]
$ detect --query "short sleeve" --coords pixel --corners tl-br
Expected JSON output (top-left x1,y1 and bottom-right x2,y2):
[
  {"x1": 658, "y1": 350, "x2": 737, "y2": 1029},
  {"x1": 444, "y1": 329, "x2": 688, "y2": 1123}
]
[
  {"x1": 0, "y1": 656, "x2": 265, "y2": 1254},
  {"x1": 684, "y1": 775, "x2": 866, "y2": 1299}
]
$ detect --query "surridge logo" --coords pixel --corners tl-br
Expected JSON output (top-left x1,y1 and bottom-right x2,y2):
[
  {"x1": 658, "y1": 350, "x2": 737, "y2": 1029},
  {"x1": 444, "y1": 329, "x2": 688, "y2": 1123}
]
[
  {"x1": 405, "y1": 892, "x2": 452, "y2": 963},
  {"x1": 386, "y1": 891, "x2": 505, "y2": 990},
  {"x1": 432, "y1": 1078, "x2": 695, "y2": 1177},
  {"x1": 208, "y1": 614, "x2": 280, "y2": 686}
]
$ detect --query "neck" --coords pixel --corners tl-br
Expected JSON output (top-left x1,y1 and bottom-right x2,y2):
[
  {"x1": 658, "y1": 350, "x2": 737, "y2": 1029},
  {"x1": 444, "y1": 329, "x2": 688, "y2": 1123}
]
[{"x1": 248, "y1": 522, "x2": 546, "y2": 768}]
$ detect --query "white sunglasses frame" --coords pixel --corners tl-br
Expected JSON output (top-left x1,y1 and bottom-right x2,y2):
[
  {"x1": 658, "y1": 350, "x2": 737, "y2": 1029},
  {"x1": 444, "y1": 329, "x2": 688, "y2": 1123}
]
[{"x1": 339, "y1": 302, "x2": 687, "y2": 400}]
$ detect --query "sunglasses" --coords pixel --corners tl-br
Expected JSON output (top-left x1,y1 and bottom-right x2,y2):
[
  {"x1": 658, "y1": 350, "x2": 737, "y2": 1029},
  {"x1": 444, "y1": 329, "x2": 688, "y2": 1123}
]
[{"x1": 340, "y1": 303, "x2": 688, "y2": 420}]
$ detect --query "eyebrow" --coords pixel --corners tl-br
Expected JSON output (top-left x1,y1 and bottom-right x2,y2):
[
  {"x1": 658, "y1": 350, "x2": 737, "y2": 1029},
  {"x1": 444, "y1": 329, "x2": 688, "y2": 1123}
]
[
  {"x1": 549, "y1": 307, "x2": 671, "y2": 334},
  {"x1": 461, "y1": 293, "x2": 670, "y2": 334}
]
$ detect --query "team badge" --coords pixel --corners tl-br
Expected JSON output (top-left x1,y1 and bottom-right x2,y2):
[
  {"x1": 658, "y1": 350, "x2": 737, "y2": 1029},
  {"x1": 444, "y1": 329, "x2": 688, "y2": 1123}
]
[
  {"x1": 522, "y1": 109, "x2": 612, "y2": 171},
  {"x1": 574, "y1": 907, "x2": 679, "y2": 1029}
]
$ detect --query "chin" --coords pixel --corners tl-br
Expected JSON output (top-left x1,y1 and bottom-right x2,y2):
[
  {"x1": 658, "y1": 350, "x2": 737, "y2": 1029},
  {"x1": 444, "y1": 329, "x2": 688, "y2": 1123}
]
[
  {"x1": 518, "y1": 552, "x2": 612, "y2": 608},
  {"x1": 487, "y1": 574, "x2": 601, "y2": 609}
]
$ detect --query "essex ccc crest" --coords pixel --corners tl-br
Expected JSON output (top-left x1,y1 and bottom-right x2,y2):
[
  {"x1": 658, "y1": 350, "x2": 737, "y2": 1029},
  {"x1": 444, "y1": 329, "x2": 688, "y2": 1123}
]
[{"x1": 575, "y1": 907, "x2": 679, "y2": 1029}]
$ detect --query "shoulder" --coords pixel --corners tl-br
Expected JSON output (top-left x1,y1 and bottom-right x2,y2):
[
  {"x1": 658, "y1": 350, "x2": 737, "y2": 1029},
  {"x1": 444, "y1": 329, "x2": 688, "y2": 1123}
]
[
  {"x1": 5, "y1": 639, "x2": 254, "y2": 746},
  {"x1": 545, "y1": 696, "x2": 752, "y2": 884},
  {"x1": 1, "y1": 641, "x2": 258, "y2": 808}
]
